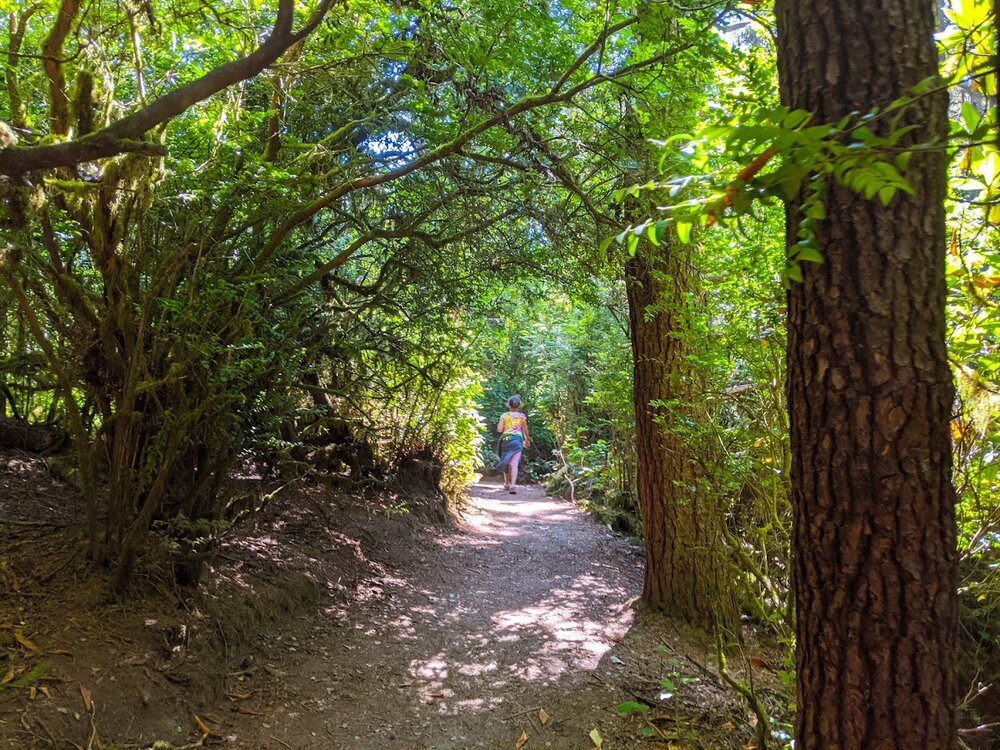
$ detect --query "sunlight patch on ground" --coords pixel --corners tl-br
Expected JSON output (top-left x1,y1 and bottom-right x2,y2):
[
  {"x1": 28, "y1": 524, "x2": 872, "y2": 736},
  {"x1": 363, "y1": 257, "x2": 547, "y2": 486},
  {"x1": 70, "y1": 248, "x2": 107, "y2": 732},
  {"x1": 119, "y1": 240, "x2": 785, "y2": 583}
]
[
  {"x1": 491, "y1": 599, "x2": 621, "y2": 672},
  {"x1": 452, "y1": 696, "x2": 503, "y2": 712},
  {"x1": 457, "y1": 660, "x2": 498, "y2": 676},
  {"x1": 413, "y1": 655, "x2": 450, "y2": 680}
]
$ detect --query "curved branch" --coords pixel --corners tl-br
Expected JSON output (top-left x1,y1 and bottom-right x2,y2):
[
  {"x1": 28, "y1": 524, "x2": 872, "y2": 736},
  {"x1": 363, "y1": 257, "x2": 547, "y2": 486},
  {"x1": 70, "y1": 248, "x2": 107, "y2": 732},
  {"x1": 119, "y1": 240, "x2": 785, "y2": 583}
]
[
  {"x1": 0, "y1": 0, "x2": 336, "y2": 176},
  {"x1": 7, "y1": 5, "x2": 41, "y2": 131},
  {"x1": 42, "y1": 0, "x2": 81, "y2": 136},
  {"x1": 255, "y1": 12, "x2": 719, "y2": 266}
]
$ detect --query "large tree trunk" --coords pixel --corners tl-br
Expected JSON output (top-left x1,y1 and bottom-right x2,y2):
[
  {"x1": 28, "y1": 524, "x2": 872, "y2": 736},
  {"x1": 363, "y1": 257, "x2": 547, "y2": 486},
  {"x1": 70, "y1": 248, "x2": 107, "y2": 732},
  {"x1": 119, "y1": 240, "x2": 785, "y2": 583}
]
[
  {"x1": 626, "y1": 242, "x2": 735, "y2": 630},
  {"x1": 776, "y1": 1, "x2": 958, "y2": 747}
]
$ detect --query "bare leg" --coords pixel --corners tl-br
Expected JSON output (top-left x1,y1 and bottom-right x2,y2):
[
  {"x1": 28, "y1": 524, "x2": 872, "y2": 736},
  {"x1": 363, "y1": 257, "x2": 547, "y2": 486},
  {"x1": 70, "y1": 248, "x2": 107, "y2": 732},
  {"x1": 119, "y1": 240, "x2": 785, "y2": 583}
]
[{"x1": 509, "y1": 451, "x2": 521, "y2": 492}]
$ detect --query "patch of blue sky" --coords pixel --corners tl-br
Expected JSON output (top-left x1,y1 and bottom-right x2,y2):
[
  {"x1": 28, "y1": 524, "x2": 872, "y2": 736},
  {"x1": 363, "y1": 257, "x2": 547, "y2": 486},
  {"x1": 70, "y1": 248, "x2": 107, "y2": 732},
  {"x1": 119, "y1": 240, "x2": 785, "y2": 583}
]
[{"x1": 362, "y1": 130, "x2": 419, "y2": 168}]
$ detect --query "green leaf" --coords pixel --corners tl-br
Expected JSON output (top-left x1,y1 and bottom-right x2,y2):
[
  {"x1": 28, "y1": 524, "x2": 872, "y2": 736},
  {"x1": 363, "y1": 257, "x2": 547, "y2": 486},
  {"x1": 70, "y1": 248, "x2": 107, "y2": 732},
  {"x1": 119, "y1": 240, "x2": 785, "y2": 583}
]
[
  {"x1": 795, "y1": 244, "x2": 824, "y2": 264},
  {"x1": 912, "y1": 74, "x2": 940, "y2": 95},
  {"x1": 804, "y1": 198, "x2": 826, "y2": 221},
  {"x1": 626, "y1": 232, "x2": 639, "y2": 256},
  {"x1": 676, "y1": 221, "x2": 692, "y2": 244},
  {"x1": 782, "y1": 109, "x2": 812, "y2": 130},
  {"x1": 616, "y1": 701, "x2": 650, "y2": 716},
  {"x1": 877, "y1": 184, "x2": 897, "y2": 206},
  {"x1": 646, "y1": 223, "x2": 660, "y2": 246}
]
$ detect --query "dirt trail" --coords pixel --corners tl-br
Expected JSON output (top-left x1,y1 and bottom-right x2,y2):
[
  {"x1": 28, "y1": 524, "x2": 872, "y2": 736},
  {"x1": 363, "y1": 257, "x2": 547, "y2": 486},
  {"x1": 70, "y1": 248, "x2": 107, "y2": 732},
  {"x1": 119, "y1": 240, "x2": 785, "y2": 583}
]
[{"x1": 222, "y1": 481, "x2": 644, "y2": 749}]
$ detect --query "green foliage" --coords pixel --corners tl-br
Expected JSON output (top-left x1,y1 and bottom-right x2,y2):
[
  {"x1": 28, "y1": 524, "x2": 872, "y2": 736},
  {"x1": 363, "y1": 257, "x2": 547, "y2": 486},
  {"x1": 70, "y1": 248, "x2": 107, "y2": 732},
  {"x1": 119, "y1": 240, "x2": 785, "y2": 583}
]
[
  {"x1": 0, "y1": 662, "x2": 51, "y2": 692},
  {"x1": 3, "y1": 0, "x2": 729, "y2": 589},
  {"x1": 1, "y1": 6, "x2": 992, "y2": 727},
  {"x1": 625, "y1": 0, "x2": 1000, "y2": 710},
  {"x1": 616, "y1": 101, "x2": 923, "y2": 284},
  {"x1": 615, "y1": 700, "x2": 650, "y2": 716},
  {"x1": 478, "y1": 283, "x2": 635, "y2": 500}
]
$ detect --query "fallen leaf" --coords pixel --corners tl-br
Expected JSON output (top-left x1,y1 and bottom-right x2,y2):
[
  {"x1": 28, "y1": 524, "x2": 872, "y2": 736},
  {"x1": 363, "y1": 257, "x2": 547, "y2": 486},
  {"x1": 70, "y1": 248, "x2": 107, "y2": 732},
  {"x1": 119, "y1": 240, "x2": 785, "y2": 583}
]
[
  {"x1": 589, "y1": 728, "x2": 603, "y2": 748},
  {"x1": 236, "y1": 705, "x2": 265, "y2": 716},
  {"x1": 538, "y1": 708, "x2": 550, "y2": 726},
  {"x1": 39, "y1": 686, "x2": 51, "y2": 698},
  {"x1": 1, "y1": 667, "x2": 20, "y2": 685},
  {"x1": 227, "y1": 691, "x2": 252, "y2": 701},
  {"x1": 80, "y1": 685, "x2": 93, "y2": 713},
  {"x1": 14, "y1": 630, "x2": 39, "y2": 652},
  {"x1": 515, "y1": 731, "x2": 529, "y2": 749},
  {"x1": 750, "y1": 657, "x2": 770, "y2": 670},
  {"x1": 29, "y1": 686, "x2": 36, "y2": 699},
  {"x1": 614, "y1": 595, "x2": 640, "y2": 613},
  {"x1": 48, "y1": 649, "x2": 73, "y2": 656},
  {"x1": 194, "y1": 714, "x2": 212, "y2": 737},
  {"x1": 262, "y1": 664, "x2": 288, "y2": 678}
]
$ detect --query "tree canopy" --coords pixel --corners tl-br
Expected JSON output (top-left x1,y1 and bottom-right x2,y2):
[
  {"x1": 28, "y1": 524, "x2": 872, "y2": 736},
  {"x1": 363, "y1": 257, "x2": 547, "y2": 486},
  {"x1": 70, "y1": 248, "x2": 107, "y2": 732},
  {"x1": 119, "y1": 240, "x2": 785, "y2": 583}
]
[{"x1": 1, "y1": 0, "x2": 998, "y2": 746}]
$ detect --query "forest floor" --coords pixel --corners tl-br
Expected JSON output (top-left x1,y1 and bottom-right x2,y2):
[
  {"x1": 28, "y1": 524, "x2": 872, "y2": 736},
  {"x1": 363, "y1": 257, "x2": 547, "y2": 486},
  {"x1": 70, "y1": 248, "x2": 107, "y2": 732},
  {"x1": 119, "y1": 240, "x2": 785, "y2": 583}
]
[{"x1": 0, "y1": 452, "x2": 782, "y2": 750}]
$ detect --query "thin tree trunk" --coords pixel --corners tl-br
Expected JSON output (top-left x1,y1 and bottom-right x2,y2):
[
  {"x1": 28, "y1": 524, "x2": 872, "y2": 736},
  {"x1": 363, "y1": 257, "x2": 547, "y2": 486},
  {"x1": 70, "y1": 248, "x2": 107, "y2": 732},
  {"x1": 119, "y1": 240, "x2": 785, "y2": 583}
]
[
  {"x1": 776, "y1": 0, "x2": 958, "y2": 746},
  {"x1": 626, "y1": 241, "x2": 735, "y2": 631}
]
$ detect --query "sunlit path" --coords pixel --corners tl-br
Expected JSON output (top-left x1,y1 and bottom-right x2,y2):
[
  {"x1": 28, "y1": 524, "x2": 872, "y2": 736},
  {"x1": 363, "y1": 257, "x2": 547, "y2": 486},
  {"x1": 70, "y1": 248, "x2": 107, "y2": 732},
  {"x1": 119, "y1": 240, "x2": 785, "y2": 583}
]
[{"x1": 221, "y1": 482, "x2": 643, "y2": 749}]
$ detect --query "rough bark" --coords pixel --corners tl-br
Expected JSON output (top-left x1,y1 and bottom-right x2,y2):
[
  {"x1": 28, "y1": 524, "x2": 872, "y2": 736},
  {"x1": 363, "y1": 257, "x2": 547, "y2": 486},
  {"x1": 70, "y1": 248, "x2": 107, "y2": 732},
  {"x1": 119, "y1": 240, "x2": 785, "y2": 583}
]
[
  {"x1": 776, "y1": 1, "x2": 958, "y2": 747},
  {"x1": 626, "y1": 242, "x2": 735, "y2": 631}
]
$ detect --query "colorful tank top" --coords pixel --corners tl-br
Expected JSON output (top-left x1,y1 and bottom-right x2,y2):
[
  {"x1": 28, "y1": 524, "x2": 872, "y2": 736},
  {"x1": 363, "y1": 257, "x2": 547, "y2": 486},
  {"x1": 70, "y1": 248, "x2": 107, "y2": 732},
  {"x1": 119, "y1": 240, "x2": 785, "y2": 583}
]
[{"x1": 498, "y1": 411, "x2": 527, "y2": 437}]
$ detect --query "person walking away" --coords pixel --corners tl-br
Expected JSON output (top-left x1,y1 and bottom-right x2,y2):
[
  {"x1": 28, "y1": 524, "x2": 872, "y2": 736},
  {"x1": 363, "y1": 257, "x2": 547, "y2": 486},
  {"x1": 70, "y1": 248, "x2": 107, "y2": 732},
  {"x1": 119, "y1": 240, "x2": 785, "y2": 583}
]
[{"x1": 496, "y1": 396, "x2": 531, "y2": 494}]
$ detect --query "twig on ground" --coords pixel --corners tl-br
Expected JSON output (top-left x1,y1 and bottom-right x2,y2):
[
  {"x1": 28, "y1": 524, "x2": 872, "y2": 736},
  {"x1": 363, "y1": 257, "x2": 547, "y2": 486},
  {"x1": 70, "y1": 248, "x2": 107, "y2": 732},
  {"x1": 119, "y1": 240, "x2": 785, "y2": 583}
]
[
  {"x1": 19, "y1": 711, "x2": 57, "y2": 748},
  {"x1": 85, "y1": 709, "x2": 99, "y2": 750},
  {"x1": 37, "y1": 548, "x2": 78, "y2": 584},
  {"x1": 501, "y1": 705, "x2": 543, "y2": 720}
]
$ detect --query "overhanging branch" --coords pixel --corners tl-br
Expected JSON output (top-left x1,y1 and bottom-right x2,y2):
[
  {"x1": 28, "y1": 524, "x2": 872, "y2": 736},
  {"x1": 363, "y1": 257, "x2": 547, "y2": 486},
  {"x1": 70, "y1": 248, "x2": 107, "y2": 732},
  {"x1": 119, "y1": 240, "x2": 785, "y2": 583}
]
[
  {"x1": 255, "y1": 12, "x2": 719, "y2": 267},
  {"x1": 0, "y1": 0, "x2": 335, "y2": 176}
]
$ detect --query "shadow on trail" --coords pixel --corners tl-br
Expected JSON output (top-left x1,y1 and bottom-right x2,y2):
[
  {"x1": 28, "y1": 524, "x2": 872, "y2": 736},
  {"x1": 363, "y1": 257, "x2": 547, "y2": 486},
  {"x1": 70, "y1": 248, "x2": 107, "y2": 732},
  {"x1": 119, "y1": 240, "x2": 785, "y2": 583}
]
[
  {"x1": 228, "y1": 481, "x2": 644, "y2": 749},
  {"x1": 330, "y1": 484, "x2": 637, "y2": 747}
]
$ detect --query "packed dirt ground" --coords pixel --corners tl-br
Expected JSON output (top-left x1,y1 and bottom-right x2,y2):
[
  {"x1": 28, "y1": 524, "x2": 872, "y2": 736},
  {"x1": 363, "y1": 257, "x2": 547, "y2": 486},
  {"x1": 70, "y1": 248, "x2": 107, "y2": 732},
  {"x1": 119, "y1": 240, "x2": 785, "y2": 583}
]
[{"x1": 1, "y1": 451, "x2": 785, "y2": 749}]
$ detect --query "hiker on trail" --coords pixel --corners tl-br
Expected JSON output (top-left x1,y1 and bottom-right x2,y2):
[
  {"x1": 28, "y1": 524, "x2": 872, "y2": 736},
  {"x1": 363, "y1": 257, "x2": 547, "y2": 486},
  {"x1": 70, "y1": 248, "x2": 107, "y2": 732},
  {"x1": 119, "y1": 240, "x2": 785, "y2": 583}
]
[{"x1": 496, "y1": 395, "x2": 531, "y2": 495}]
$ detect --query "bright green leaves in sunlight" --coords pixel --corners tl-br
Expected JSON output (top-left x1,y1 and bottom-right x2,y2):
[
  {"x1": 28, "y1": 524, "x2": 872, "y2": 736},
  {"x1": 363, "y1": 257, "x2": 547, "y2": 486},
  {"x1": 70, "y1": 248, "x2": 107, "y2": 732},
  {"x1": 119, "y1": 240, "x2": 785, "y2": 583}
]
[
  {"x1": 609, "y1": 102, "x2": 923, "y2": 284},
  {"x1": 940, "y1": 0, "x2": 997, "y2": 94}
]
